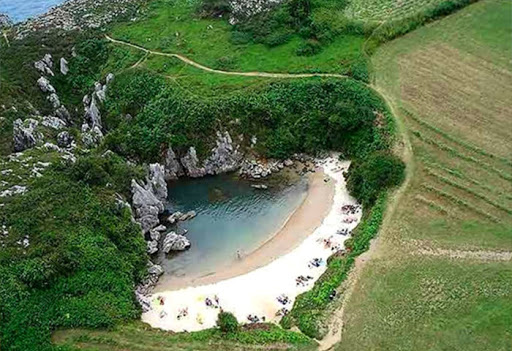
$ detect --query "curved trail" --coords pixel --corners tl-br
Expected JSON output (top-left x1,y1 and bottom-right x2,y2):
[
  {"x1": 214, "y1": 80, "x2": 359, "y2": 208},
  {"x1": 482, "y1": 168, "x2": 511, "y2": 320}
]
[
  {"x1": 106, "y1": 35, "x2": 351, "y2": 79},
  {"x1": 107, "y1": 34, "x2": 413, "y2": 350}
]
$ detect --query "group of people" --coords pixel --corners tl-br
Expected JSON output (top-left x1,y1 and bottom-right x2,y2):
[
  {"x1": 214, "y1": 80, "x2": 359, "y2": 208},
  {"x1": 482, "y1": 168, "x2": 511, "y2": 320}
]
[
  {"x1": 336, "y1": 228, "x2": 351, "y2": 236},
  {"x1": 275, "y1": 307, "x2": 289, "y2": 317},
  {"x1": 308, "y1": 257, "x2": 324, "y2": 268},
  {"x1": 296, "y1": 275, "x2": 314, "y2": 287},
  {"x1": 247, "y1": 314, "x2": 266, "y2": 323},
  {"x1": 205, "y1": 295, "x2": 221, "y2": 309},
  {"x1": 341, "y1": 204, "x2": 361, "y2": 215},
  {"x1": 177, "y1": 307, "x2": 189, "y2": 320},
  {"x1": 277, "y1": 294, "x2": 290, "y2": 305}
]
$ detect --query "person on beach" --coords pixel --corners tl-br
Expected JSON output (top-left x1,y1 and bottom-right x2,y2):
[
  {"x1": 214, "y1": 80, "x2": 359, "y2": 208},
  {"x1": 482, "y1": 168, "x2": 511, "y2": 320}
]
[{"x1": 236, "y1": 250, "x2": 242, "y2": 260}]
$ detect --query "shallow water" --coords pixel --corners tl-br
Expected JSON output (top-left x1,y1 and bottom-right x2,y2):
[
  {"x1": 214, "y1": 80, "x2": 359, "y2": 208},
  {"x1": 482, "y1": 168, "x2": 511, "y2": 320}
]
[
  {"x1": 0, "y1": 0, "x2": 65, "y2": 23},
  {"x1": 157, "y1": 174, "x2": 308, "y2": 280}
]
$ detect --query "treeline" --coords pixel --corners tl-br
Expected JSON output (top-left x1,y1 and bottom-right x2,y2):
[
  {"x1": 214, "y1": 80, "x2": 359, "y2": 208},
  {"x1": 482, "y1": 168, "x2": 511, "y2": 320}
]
[{"x1": 103, "y1": 70, "x2": 393, "y2": 162}]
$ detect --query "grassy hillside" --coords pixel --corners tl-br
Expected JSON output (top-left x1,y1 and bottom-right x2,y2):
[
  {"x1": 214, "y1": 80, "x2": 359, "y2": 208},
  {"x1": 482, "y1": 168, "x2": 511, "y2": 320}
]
[{"x1": 336, "y1": 1, "x2": 512, "y2": 350}]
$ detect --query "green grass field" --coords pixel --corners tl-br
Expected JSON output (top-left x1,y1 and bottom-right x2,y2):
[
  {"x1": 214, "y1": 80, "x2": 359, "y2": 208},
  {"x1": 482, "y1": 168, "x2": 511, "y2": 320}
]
[
  {"x1": 336, "y1": 1, "x2": 512, "y2": 350},
  {"x1": 344, "y1": 0, "x2": 450, "y2": 22}
]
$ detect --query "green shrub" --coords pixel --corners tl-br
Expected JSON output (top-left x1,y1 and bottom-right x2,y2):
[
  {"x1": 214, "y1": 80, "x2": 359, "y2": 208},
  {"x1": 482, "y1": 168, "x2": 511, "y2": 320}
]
[
  {"x1": 197, "y1": 0, "x2": 231, "y2": 18},
  {"x1": 347, "y1": 151, "x2": 405, "y2": 206},
  {"x1": 217, "y1": 311, "x2": 239, "y2": 333},
  {"x1": 296, "y1": 39, "x2": 323, "y2": 56}
]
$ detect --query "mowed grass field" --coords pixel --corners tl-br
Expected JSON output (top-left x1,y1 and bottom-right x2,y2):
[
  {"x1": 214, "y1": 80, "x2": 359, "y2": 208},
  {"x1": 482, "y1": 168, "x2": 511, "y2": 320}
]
[{"x1": 336, "y1": 1, "x2": 512, "y2": 350}]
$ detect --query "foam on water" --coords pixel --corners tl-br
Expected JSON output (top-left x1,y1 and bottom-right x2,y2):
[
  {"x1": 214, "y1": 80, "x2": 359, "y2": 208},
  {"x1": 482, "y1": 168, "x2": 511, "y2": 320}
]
[{"x1": 0, "y1": 0, "x2": 66, "y2": 23}]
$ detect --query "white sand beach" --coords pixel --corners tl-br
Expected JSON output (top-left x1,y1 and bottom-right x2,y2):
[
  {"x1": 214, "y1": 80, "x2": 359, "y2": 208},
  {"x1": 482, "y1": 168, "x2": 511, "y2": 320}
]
[{"x1": 141, "y1": 155, "x2": 362, "y2": 332}]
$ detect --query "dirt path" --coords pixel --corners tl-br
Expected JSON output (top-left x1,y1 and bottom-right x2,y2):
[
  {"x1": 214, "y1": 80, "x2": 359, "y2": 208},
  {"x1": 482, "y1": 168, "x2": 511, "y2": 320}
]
[
  {"x1": 106, "y1": 35, "x2": 351, "y2": 80},
  {"x1": 316, "y1": 91, "x2": 415, "y2": 351}
]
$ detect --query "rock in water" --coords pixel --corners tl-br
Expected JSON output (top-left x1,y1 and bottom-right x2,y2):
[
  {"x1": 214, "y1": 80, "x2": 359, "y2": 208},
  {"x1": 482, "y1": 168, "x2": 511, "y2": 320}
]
[
  {"x1": 13, "y1": 119, "x2": 42, "y2": 152},
  {"x1": 162, "y1": 232, "x2": 191, "y2": 253}
]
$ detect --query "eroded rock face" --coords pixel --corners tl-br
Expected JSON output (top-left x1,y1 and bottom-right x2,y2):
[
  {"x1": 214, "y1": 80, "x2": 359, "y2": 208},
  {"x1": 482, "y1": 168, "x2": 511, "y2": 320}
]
[
  {"x1": 162, "y1": 231, "x2": 191, "y2": 253},
  {"x1": 179, "y1": 131, "x2": 242, "y2": 178},
  {"x1": 42, "y1": 116, "x2": 66, "y2": 130},
  {"x1": 163, "y1": 147, "x2": 184, "y2": 180},
  {"x1": 148, "y1": 163, "x2": 167, "y2": 200},
  {"x1": 13, "y1": 119, "x2": 43, "y2": 152},
  {"x1": 229, "y1": 0, "x2": 283, "y2": 24}
]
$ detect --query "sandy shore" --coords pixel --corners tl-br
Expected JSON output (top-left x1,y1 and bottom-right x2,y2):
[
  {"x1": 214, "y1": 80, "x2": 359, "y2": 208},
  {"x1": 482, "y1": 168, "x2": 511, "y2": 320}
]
[
  {"x1": 155, "y1": 168, "x2": 335, "y2": 291},
  {"x1": 142, "y1": 155, "x2": 362, "y2": 332}
]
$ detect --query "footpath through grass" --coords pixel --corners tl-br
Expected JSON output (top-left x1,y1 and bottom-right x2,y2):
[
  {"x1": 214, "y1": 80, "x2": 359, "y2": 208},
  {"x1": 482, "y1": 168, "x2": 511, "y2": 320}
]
[{"x1": 336, "y1": 1, "x2": 512, "y2": 350}]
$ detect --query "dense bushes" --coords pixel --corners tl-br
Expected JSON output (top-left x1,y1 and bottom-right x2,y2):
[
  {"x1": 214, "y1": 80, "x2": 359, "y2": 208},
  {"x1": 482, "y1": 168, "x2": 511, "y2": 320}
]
[
  {"x1": 217, "y1": 311, "x2": 239, "y2": 333},
  {"x1": 0, "y1": 160, "x2": 147, "y2": 351},
  {"x1": 104, "y1": 72, "x2": 393, "y2": 163},
  {"x1": 347, "y1": 151, "x2": 405, "y2": 207}
]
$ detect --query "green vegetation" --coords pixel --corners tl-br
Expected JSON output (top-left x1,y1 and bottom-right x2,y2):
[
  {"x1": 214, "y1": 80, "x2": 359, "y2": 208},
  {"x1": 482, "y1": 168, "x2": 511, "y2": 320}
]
[
  {"x1": 217, "y1": 311, "x2": 240, "y2": 333},
  {"x1": 337, "y1": 1, "x2": 512, "y2": 350},
  {"x1": 53, "y1": 320, "x2": 316, "y2": 350},
  {"x1": 104, "y1": 73, "x2": 394, "y2": 162},
  {"x1": 282, "y1": 194, "x2": 387, "y2": 338},
  {"x1": 347, "y1": 151, "x2": 405, "y2": 207},
  {"x1": 0, "y1": 154, "x2": 147, "y2": 351}
]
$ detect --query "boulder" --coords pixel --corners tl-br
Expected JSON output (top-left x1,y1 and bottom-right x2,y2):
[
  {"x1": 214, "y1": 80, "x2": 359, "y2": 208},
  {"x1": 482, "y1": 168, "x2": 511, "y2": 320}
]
[
  {"x1": 60, "y1": 57, "x2": 69, "y2": 75},
  {"x1": 162, "y1": 232, "x2": 191, "y2": 253},
  {"x1": 13, "y1": 118, "x2": 42, "y2": 152},
  {"x1": 139, "y1": 215, "x2": 160, "y2": 233},
  {"x1": 56, "y1": 131, "x2": 73, "y2": 148},
  {"x1": 251, "y1": 184, "x2": 268, "y2": 190},
  {"x1": 37, "y1": 77, "x2": 55, "y2": 93},
  {"x1": 131, "y1": 180, "x2": 164, "y2": 212},
  {"x1": 147, "y1": 262, "x2": 164, "y2": 276},
  {"x1": 47, "y1": 93, "x2": 61, "y2": 108},
  {"x1": 147, "y1": 240, "x2": 158, "y2": 255},
  {"x1": 179, "y1": 210, "x2": 196, "y2": 221},
  {"x1": 42, "y1": 116, "x2": 66, "y2": 130},
  {"x1": 55, "y1": 106, "x2": 71, "y2": 123},
  {"x1": 167, "y1": 211, "x2": 183, "y2": 224},
  {"x1": 34, "y1": 60, "x2": 54, "y2": 76},
  {"x1": 149, "y1": 229, "x2": 161, "y2": 241}
]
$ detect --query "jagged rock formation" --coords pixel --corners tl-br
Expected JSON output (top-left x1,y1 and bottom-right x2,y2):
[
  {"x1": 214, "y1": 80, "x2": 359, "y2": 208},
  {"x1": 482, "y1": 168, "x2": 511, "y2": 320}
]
[
  {"x1": 0, "y1": 13, "x2": 12, "y2": 29},
  {"x1": 80, "y1": 74, "x2": 114, "y2": 148},
  {"x1": 229, "y1": 0, "x2": 283, "y2": 24},
  {"x1": 14, "y1": 0, "x2": 145, "y2": 39},
  {"x1": 162, "y1": 231, "x2": 191, "y2": 253},
  {"x1": 56, "y1": 131, "x2": 73, "y2": 148},
  {"x1": 37, "y1": 77, "x2": 55, "y2": 93},
  {"x1": 13, "y1": 119, "x2": 43, "y2": 152},
  {"x1": 174, "y1": 131, "x2": 243, "y2": 178},
  {"x1": 163, "y1": 147, "x2": 183, "y2": 180}
]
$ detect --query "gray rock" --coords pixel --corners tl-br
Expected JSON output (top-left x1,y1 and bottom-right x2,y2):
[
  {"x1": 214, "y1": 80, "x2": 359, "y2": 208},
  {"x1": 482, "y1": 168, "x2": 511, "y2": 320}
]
[
  {"x1": 131, "y1": 180, "x2": 164, "y2": 212},
  {"x1": 81, "y1": 125, "x2": 103, "y2": 148},
  {"x1": 148, "y1": 262, "x2": 163, "y2": 276},
  {"x1": 139, "y1": 215, "x2": 160, "y2": 233},
  {"x1": 149, "y1": 229, "x2": 161, "y2": 241},
  {"x1": 147, "y1": 240, "x2": 158, "y2": 255},
  {"x1": 180, "y1": 147, "x2": 206, "y2": 178},
  {"x1": 84, "y1": 95, "x2": 101, "y2": 127},
  {"x1": 154, "y1": 225, "x2": 167, "y2": 232},
  {"x1": 34, "y1": 60, "x2": 54, "y2": 76},
  {"x1": 135, "y1": 205, "x2": 160, "y2": 218},
  {"x1": 13, "y1": 118, "x2": 42, "y2": 152},
  {"x1": 37, "y1": 77, "x2": 55, "y2": 93},
  {"x1": 56, "y1": 131, "x2": 73, "y2": 147},
  {"x1": 167, "y1": 211, "x2": 183, "y2": 224},
  {"x1": 55, "y1": 106, "x2": 71, "y2": 123},
  {"x1": 162, "y1": 231, "x2": 191, "y2": 253},
  {"x1": 163, "y1": 147, "x2": 183, "y2": 180},
  {"x1": 47, "y1": 93, "x2": 61, "y2": 108},
  {"x1": 42, "y1": 54, "x2": 53, "y2": 68},
  {"x1": 148, "y1": 163, "x2": 167, "y2": 201},
  {"x1": 284, "y1": 159, "x2": 293, "y2": 167},
  {"x1": 203, "y1": 131, "x2": 243, "y2": 175},
  {"x1": 60, "y1": 57, "x2": 69, "y2": 75},
  {"x1": 42, "y1": 116, "x2": 66, "y2": 130},
  {"x1": 0, "y1": 13, "x2": 12, "y2": 29},
  {"x1": 106, "y1": 73, "x2": 115, "y2": 85},
  {"x1": 179, "y1": 210, "x2": 196, "y2": 221},
  {"x1": 251, "y1": 184, "x2": 268, "y2": 190}
]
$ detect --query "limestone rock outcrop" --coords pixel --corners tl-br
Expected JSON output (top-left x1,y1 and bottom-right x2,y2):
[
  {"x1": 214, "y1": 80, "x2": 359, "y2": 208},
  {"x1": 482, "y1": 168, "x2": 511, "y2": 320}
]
[
  {"x1": 13, "y1": 119, "x2": 43, "y2": 152},
  {"x1": 162, "y1": 231, "x2": 191, "y2": 253}
]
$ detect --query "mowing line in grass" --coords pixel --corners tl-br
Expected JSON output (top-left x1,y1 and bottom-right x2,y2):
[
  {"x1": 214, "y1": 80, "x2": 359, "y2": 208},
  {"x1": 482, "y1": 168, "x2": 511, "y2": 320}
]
[
  {"x1": 425, "y1": 168, "x2": 512, "y2": 216},
  {"x1": 421, "y1": 184, "x2": 499, "y2": 222},
  {"x1": 412, "y1": 130, "x2": 512, "y2": 182},
  {"x1": 403, "y1": 107, "x2": 512, "y2": 168},
  {"x1": 414, "y1": 195, "x2": 450, "y2": 214}
]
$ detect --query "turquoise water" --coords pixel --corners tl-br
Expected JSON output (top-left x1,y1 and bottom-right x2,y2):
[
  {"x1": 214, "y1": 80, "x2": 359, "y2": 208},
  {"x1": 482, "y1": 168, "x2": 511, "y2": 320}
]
[
  {"x1": 157, "y1": 174, "x2": 308, "y2": 280},
  {"x1": 0, "y1": 0, "x2": 65, "y2": 22}
]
